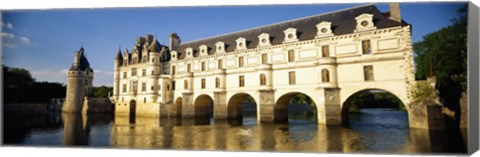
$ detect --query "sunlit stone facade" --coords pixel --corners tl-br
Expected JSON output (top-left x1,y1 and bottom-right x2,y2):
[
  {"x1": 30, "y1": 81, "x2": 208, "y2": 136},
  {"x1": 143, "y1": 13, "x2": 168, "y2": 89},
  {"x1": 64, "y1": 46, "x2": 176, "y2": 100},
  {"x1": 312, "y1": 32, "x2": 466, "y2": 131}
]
[{"x1": 112, "y1": 3, "x2": 415, "y2": 125}]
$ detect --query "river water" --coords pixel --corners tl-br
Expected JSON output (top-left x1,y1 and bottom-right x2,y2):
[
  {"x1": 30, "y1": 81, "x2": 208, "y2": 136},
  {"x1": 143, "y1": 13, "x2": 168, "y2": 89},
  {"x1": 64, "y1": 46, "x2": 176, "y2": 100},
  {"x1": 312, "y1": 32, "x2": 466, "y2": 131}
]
[{"x1": 3, "y1": 108, "x2": 467, "y2": 154}]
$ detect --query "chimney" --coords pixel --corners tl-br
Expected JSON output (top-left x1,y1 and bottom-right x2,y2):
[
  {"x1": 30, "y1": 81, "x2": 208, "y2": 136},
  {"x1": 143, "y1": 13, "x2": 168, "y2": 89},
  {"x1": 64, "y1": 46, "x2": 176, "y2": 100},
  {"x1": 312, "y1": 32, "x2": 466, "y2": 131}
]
[
  {"x1": 169, "y1": 33, "x2": 181, "y2": 51},
  {"x1": 389, "y1": 3, "x2": 401, "y2": 23}
]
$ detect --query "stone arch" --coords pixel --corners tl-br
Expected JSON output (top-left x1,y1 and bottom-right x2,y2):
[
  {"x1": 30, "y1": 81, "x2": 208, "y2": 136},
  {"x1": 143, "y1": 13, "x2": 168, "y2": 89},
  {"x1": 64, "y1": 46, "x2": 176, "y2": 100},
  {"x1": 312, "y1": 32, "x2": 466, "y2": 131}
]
[
  {"x1": 227, "y1": 92, "x2": 257, "y2": 119},
  {"x1": 175, "y1": 97, "x2": 183, "y2": 117},
  {"x1": 193, "y1": 94, "x2": 214, "y2": 118},
  {"x1": 341, "y1": 88, "x2": 408, "y2": 125},
  {"x1": 274, "y1": 91, "x2": 318, "y2": 122}
]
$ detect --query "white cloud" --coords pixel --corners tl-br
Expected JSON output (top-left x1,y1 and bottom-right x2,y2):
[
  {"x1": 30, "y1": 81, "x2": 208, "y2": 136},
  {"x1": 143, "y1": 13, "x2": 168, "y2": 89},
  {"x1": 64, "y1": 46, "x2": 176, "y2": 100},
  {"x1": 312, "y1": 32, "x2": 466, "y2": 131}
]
[
  {"x1": 1, "y1": 32, "x2": 15, "y2": 39},
  {"x1": 31, "y1": 68, "x2": 114, "y2": 87},
  {"x1": 1, "y1": 32, "x2": 33, "y2": 48},
  {"x1": 1, "y1": 22, "x2": 14, "y2": 29},
  {"x1": 18, "y1": 36, "x2": 31, "y2": 45},
  {"x1": 30, "y1": 68, "x2": 69, "y2": 84}
]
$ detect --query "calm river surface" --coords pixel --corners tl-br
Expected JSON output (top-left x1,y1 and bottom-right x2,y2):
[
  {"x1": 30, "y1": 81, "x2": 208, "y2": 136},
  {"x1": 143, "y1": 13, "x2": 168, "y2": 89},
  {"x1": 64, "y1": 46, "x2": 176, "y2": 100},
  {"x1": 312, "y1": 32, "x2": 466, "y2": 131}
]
[{"x1": 3, "y1": 108, "x2": 466, "y2": 154}]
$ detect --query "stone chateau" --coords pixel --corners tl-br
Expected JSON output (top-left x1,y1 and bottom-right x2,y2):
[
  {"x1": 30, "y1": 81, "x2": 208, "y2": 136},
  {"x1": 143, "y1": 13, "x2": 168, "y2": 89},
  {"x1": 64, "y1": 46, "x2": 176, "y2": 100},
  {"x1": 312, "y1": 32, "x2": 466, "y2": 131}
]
[{"x1": 112, "y1": 3, "x2": 416, "y2": 125}]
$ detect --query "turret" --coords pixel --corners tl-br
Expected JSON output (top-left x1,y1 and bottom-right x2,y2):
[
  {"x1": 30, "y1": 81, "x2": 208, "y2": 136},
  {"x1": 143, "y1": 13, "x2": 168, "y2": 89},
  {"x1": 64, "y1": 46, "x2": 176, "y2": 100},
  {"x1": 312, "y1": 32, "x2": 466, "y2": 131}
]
[
  {"x1": 113, "y1": 48, "x2": 122, "y2": 100},
  {"x1": 63, "y1": 47, "x2": 94, "y2": 113}
]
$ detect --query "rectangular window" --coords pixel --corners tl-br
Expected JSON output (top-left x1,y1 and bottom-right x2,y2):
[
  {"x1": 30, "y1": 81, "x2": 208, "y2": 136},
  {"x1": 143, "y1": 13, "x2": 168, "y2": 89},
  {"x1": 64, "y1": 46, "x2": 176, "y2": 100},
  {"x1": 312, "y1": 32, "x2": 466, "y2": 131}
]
[
  {"x1": 122, "y1": 84, "x2": 126, "y2": 93},
  {"x1": 362, "y1": 40, "x2": 372, "y2": 54},
  {"x1": 141, "y1": 82, "x2": 146, "y2": 92},
  {"x1": 288, "y1": 50, "x2": 295, "y2": 62},
  {"x1": 123, "y1": 72, "x2": 127, "y2": 78},
  {"x1": 132, "y1": 81, "x2": 138, "y2": 93},
  {"x1": 142, "y1": 69, "x2": 146, "y2": 76},
  {"x1": 289, "y1": 71, "x2": 296, "y2": 85},
  {"x1": 151, "y1": 86, "x2": 154, "y2": 91},
  {"x1": 131, "y1": 68, "x2": 137, "y2": 76},
  {"x1": 364, "y1": 65, "x2": 374, "y2": 81},
  {"x1": 218, "y1": 59, "x2": 223, "y2": 69},
  {"x1": 322, "y1": 46, "x2": 330, "y2": 57},
  {"x1": 187, "y1": 64, "x2": 191, "y2": 72},
  {"x1": 239, "y1": 75, "x2": 245, "y2": 87},
  {"x1": 151, "y1": 70, "x2": 154, "y2": 75},
  {"x1": 172, "y1": 66, "x2": 176, "y2": 74},
  {"x1": 239, "y1": 57, "x2": 244, "y2": 67},
  {"x1": 262, "y1": 54, "x2": 267, "y2": 64},
  {"x1": 172, "y1": 81, "x2": 176, "y2": 90},
  {"x1": 201, "y1": 62, "x2": 206, "y2": 71},
  {"x1": 201, "y1": 78, "x2": 206, "y2": 89}
]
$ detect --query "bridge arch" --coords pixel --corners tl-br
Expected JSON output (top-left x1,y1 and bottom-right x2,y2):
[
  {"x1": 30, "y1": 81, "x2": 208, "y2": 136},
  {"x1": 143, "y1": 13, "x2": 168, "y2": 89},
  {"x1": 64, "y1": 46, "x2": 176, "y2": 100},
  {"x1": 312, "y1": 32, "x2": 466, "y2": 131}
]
[
  {"x1": 227, "y1": 92, "x2": 258, "y2": 120},
  {"x1": 274, "y1": 91, "x2": 318, "y2": 122},
  {"x1": 341, "y1": 88, "x2": 408, "y2": 125},
  {"x1": 193, "y1": 94, "x2": 214, "y2": 118}
]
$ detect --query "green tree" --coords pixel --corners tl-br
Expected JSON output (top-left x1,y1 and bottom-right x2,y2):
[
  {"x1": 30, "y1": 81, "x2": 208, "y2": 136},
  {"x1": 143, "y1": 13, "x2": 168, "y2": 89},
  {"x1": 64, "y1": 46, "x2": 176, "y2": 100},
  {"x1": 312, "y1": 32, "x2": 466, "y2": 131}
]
[
  {"x1": 3, "y1": 65, "x2": 67, "y2": 103},
  {"x1": 413, "y1": 5, "x2": 467, "y2": 124},
  {"x1": 92, "y1": 86, "x2": 113, "y2": 98}
]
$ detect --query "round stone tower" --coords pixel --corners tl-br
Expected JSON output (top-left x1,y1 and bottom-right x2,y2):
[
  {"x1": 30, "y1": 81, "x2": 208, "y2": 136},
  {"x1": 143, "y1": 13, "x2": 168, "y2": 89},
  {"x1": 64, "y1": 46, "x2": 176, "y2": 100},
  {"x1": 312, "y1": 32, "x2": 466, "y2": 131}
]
[{"x1": 63, "y1": 47, "x2": 94, "y2": 113}]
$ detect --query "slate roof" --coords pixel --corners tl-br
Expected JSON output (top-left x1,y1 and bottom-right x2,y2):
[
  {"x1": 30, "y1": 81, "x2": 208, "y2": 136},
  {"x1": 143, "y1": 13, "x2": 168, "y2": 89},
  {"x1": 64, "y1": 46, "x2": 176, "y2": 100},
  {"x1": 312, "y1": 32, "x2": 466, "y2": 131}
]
[
  {"x1": 176, "y1": 4, "x2": 408, "y2": 59},
  {"x1": 120, "y1": 35, "x2": 171, "y2": 64},
  {"x1": 70, "y1": 47, "x2": 93, "y2": 72}
]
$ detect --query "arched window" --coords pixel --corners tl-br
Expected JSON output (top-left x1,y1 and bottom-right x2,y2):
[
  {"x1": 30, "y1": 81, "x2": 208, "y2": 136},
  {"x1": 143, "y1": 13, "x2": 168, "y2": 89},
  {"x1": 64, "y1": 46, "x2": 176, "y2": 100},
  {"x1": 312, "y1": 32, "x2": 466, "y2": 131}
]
[
  {"x1": 215, "y1": 77, "x2": 220, "y2": 88},
  {"x1": 260, "y1": 74, "x2": 266, "y2": 86},
  {"x1": 184, "y1": 80, "x2": 188, "y2": 89},
  {"x1": 321, "y1": 69, "x2": 330, "y2": 82}
]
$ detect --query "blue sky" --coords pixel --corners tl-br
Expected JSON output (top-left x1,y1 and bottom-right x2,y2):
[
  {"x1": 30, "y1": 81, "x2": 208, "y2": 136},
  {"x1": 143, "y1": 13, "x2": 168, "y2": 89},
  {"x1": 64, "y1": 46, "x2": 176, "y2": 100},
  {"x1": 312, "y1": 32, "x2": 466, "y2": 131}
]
[{"x1": 1, "y1": 2, "x2": 466, "y2": 86}]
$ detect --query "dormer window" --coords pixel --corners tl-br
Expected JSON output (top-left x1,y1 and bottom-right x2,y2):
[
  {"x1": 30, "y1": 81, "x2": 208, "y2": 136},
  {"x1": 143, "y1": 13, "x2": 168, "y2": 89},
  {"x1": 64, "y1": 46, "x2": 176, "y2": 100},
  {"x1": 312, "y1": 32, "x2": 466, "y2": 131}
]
[
  {"x1": 215, "y1": 41, "x2": 225, "y2": 53},
  {"x1": 199, "y1": 45, "x2": 208, "y2": 56},
  {"x1": 355, "y1": 13, "x2": 376, "y2": 32},
  {"x1": 258, "y1": 33, "x2": 271, "y2": 47},
  {"x1": 185, "y1": 47, "x2": 193, "y2": 58},
  {"x1": 171, "y1": 51, "x2": 177, "y2": 60},
  {"x1": 236, "y1": 37, "x2": 247, "y2": 50},
  {"x1": 283, "y1": 27, "x2": 298, "y2": 43},
  {"x1": 316, "y1": 21, "x2": 333, "y2": 38}
]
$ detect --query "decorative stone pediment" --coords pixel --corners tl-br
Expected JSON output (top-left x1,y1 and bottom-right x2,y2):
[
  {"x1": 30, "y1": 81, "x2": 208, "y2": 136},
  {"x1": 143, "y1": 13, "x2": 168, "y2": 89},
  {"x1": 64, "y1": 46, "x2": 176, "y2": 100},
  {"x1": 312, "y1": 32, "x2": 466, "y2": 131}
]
[
  {"x1": 355, "y1": 13, "x2": 376, "y2": 32},
  {"x1": 316, "y1": 21, "x2": 334, "y2": 38},
  {"x1": 171, "y1": 50, "x2": 178, "y2": 60},
  {"x1": 236, "y1": 37, "x2": 247, "y2": 50},
  {"x1": 215, "y1": 41, "x2": 225, "y2": 53},
  {"x1": 283, "y1": 27, "x2": 299, "y2": 43},
  {"x1": 258, "y1": 33, "x2": 271, "y2": 47},
  {"x1": 199, "y1": 45, "x2": 208, "y2": 56},
  {"x1": 185, "y1": 47, "x2": 193, "y2": 58}
]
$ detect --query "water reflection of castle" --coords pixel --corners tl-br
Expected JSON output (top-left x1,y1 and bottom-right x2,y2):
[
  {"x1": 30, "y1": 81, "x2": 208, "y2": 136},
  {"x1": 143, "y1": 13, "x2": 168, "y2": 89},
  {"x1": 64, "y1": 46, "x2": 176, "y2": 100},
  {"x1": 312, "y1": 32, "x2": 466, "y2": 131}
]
[{"x1": 108, "y1": 115, "x2": 440, "y2": 153}]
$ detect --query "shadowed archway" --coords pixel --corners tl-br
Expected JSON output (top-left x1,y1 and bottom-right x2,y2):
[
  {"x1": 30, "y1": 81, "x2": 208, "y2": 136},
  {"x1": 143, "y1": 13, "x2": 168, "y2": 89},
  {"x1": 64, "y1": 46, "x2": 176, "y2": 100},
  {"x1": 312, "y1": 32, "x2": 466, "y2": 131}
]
[
  {"x1": 175, "y1": 97, "x2": 183, "y2": 117},
  {"x1": 194, "y1": 95, "x2": 214, "y2": 118},
  {"x1": 275, "y1": 92, "x2": 317, "y2": 123},
  {"x1": 341, "y1": 89, "x2": 407, "y2": 126},
  {"x1": 129, "y1": 99, "x2": 136, "y2": 124},
  {"x1": 227, "y1": 93, "x2": 257, "y2": 123}
]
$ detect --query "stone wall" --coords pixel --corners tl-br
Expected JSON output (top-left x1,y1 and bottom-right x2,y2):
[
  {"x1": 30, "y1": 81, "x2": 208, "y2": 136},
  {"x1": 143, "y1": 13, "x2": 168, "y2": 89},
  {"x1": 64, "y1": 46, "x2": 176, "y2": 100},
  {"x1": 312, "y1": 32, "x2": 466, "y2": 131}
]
[
  {"x1": 82, "y1": 97, "x2": 113, "y2": 114},
  {"x1": 408, "y1": 100, "x2": 445, "y2": 130}
]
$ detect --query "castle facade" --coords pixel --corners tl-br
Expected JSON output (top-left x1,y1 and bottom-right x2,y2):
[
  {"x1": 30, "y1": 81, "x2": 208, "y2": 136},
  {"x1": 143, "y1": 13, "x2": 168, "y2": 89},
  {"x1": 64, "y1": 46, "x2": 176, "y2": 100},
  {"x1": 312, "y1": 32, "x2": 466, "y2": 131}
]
[{"x1": 112, "y1": 3, "x2": 416, "y2": 125}]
